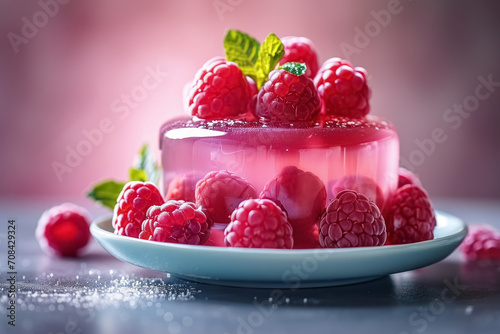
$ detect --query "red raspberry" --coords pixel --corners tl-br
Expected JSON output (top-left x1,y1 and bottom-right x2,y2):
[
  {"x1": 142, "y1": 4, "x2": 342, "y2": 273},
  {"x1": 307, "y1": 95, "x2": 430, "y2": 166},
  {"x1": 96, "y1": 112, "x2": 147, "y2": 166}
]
[
  {"x1": 279, "y1": 36, "x2": 319, "y2": 79},
  {"x1": 139, "y1": 201, "x2": 211, "y2": 245},
  {"x1": 398, "y1": 167, "x2": 422, "y2": 188},
  {"x1": 188, "y1": 57, "x2": 252, "y2": 120},
  {"x1": 319, "y1": 190, "x2": 386, "y2": 248},
  {"x1": 224, "y1": 199, "x2": 293, "y2": 249},
  {"x1": 314, "y1": 58, "x2": 371, "y2": 119},
  {"x1": 460, "y1": 225, "x2": 500, "y2": 261},
  {"x1": 255, "y1": 69, "x2": 321, "y2": 122},
  {"x1": 166, "y1": 172, "x2": 204, "y2": 202},
  {"x1": 260, "y1": 166, "x2": 327, "y2": 229},
  {"x1": 293, "y1": 224, "x2": 321, "y2": 249},
  {"x1": 36, "y1": 203, "x2": 91, "y2": 257},
  {"x1": 330, "y1": 175, "x2": 384, "y2": 210},
  {"x1": 247, "y1": 76, "x2": 258, "y2": 116},
  {"x1": 113, "y1": 181, "x2": 164, "y2": 238},
  {"x1": 385, "y1": 185, "x2": 436, "y2": 244},
  {"x1": 195, "y1": 170, "x2": 258, "y2": 225}
]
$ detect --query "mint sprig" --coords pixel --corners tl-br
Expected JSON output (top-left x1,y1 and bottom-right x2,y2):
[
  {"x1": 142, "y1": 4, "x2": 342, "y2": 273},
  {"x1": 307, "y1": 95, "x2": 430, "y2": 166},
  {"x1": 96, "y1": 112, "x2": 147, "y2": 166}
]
[
  {"x1": 87, "y1": 180, "x2": 126, "y2": 210},
  {"x1": 224, "y1": 30, "x2": 260, "y2": 76},
  {"x1": 279, "y1": 62, "x2": 307, "y2": 76},
  {"x1": 87, "y1": 144, "x2": 160, "y2": 210},
  {"x1": 224, "y1": 30, "x2": 284, "y2": 89}
]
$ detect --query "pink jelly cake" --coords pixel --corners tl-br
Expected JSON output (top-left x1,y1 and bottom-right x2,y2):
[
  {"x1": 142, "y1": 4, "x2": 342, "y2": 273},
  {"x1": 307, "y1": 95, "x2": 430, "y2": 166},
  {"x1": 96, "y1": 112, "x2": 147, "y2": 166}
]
[{"x1": 149, "y1": 30, "x2": 436, "y2": 249}]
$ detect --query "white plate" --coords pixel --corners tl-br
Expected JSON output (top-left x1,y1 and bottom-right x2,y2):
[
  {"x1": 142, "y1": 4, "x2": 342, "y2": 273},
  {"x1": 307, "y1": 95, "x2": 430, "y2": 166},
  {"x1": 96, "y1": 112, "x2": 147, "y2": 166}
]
[{"x1": 90, "y1": 211, "x2": 467, "y2": 288}]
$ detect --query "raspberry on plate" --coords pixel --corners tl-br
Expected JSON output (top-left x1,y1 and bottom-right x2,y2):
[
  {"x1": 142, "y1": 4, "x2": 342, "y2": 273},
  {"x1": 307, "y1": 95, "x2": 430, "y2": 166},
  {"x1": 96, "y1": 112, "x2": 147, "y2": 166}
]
[
  {"x1": 195, "y1": 170, "x2": 258, "y2": 225},
  {"x1": 314, "y1": 57, "x2": 371, "y2": 119},
  {"x1": 319, "y1": 190, "x2": 386, "y2": 248},
  {"x1": 385, "y1": 185, "x2": 436, "y2": 245},
  {"x1": 460, "y1": 225, "x2": 500, "y2": 261},
  {"x1": 188, "y1": 57, "x2": 252, "y2": 120},
  {"x1": 113, "y1": 181, "x2": 164, "y2": 238},
  {"x1": 166, "y1": 172, "x2": 204, "y2": 202},
  {"x1": 36, "y1": 203, "x2": 92, "y2": 257},
  {"x1": 224, "y1": 198, "x2": 293, "y2": 249},
  {"x1": 139, "y1": 201, "x2": 212, "y2": 245},
  {"x1": 260, "y1": 166, "x2": 327, "y2": 229},
  {"x1": 279, "y1": 36, "x2": 319, "y2": 79},
  {"x1": 398, "y1": 167, "x2": 422, "y2": 188},
  {"x1": 255, "y1": 65, "x2": 321, "y2": 122},
  {"x1": 330, "y1": 175, "x2": 384, "y2": 210}
]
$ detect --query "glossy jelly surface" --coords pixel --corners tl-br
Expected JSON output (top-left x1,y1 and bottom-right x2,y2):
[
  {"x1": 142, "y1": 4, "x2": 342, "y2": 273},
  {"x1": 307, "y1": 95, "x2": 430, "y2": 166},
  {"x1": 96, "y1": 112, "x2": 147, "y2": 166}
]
[{"x1": 160, "y1": 116, "x2": 399, "y2": 219}]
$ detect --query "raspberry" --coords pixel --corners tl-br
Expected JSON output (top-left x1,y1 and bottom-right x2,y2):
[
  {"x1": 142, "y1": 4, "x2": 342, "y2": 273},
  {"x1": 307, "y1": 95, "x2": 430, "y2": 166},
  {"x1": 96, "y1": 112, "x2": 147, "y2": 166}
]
[
  {"x1": 36, "y1": 203, "x2": 91, "y2": 257},
  {"x1": 460, "y1": 225, "x2": 500, "y2": 261},
  {"x1": 246, "y1": 76, "x2": 258, "y2": 116},
  {"x1": 139, "y1": 201, "x2": 211, "y2": 245},
  {"x1": 188, "y1": 57, "x2": 252, "y2": 120},
  {"x1": 279, "y1": 36, "x2": 319, "y2": 79},
  {"x1": 385, "y1": 185, "x2": 436, "y2": 244},
  {"x1": 195, "y1": 170, "x2": 258, "y2": 224},
  {"x1": 319, "y1": 190, "x2": 386, "y2": 248},
  {"x1": 255, "y1": 69, "x2": 321, "y2": 122},
  {"x1": 113, "y1": 181, "x2": 164, "y2": 238},
  {"x1": 166, "y1": 172, "x2": 204, "y2": 202},
  {"x1": 260, "y1": 166, "x2": 327, "y2": 229},
  {"x1": 314, "y1": 58, "x2": 371, "y2": 119},
  {"x1": 224, "y1": 199, "x2": 293, "y2": 249},
  {"x1": 330, "y1": 175, "x2": 384, "y2": 210},
  {"x1": 398, "y1": 167, "x2": 422, "y2": 188}
]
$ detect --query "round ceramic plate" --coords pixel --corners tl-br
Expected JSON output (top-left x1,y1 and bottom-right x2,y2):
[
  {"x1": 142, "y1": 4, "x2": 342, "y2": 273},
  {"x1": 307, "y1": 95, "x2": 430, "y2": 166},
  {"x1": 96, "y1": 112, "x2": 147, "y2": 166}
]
[{"x1": 90, "y1": 211, "x2": 467, "y2": 288}]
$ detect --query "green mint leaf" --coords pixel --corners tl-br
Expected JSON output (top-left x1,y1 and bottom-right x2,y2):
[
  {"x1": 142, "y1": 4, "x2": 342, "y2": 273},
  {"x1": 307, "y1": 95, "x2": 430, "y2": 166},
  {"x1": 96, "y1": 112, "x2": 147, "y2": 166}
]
[
  {"x1": 87, "y1": 180, "x2": 126, "y2": 210},
  {"x1": 132, "y1": 144, "x2": 160, "y2": 184},
  {"x1": 253, "y1": 33, "x2": 284, "y2": 89},
  {"x1": 279, "y1": 62, "x2": 307, "y2": 76},
  {"x1": 129, "y1": 168, "x2": 148, "y2": 182},
  {"x1": 224, "y1": 30, "x2": 260, "y2": 76}
]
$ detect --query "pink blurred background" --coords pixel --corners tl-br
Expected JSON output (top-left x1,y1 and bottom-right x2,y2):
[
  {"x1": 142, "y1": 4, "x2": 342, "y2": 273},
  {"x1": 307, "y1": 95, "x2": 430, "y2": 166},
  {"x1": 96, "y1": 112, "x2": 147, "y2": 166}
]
[{"x1": 1, "y1": 0, "x2": 499, "y2": 199}]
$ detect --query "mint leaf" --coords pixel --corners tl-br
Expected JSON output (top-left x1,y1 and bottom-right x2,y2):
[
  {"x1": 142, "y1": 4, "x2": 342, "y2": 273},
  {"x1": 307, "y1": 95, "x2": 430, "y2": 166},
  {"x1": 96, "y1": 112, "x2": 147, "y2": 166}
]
[
  {"x1": 253, "y1": 33, "x2": 284, "y2": 89},
  {"x1": 129, "y1": 168, "x2": 148, "y2": 182},
  {"x1": 132, "y1": 144, "x2": 160, "y2": 184},
  {"x1": 87, "y1": 180, "x2": 126, "y2": 210},
  {"x1": 279, "y1": 62, "x2": 307, "y2": 76},
  {"x1": 224, "y1": 30, "x2": 260, "y2": 76}
]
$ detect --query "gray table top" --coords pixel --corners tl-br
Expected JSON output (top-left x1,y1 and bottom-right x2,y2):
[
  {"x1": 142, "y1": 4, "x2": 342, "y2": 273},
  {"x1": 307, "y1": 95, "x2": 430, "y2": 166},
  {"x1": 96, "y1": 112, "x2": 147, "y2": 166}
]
[{"x1": 1, "y1": 197, "x2": 499, "y2": 334}]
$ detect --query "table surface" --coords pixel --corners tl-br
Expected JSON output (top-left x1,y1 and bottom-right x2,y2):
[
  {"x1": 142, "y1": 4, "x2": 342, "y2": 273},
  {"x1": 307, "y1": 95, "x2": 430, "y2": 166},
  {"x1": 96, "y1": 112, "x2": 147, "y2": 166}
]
[{"x1": 1, "y1": 197, "x2": 499, "y2": 334}]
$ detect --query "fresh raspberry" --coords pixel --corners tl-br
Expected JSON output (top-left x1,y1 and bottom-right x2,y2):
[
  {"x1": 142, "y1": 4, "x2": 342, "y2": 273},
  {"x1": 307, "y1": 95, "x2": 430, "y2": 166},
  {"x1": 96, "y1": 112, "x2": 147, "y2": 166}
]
[
  {"x1": 255, "y1": 68, "x2": 321, "y2": 122},
  {"x1": 113, "y1": 181, "x2": 164, "y2": 238},
  {"x1": 314, "y1": 58, "x2": 371, "y2": 118},
  {"x1": 330, "y1": 175, "x2": 384, "y2": 210},
  {"x1": 260, "y1": 166, "x2": 327, "y2": 229},
  {"x1": 224, "y1": 199, "x2": 293, "y2": 249},
  {"x1": 195, "y1": 170, "x2": 257, "y2": 225},
  {"x1": 398, "y1": 167, "x2": 422, "y2": 188},
  {"x1": 188, "y1": 57, "x2": 252, "y2": 120},
  {"x1": 319, "y1": 190, "x2": 386, "y2": 248},
  {"x1": 139, "y1": 201, "x2": 212, "y2": 245},
  {"x1": 385, "y1": 185, "x2": 436, "y2": 245},
  {"x1": 279, "y1": 36, "x2": 319, "y2": 79},
  {"x1": 460, "y1": 225, "x2": 500, "y2": 261},
  {"x1": 36, "y1": 203, "x2": 91, "y2": 257},
  {"x1": 166, "y1": 172, "x2": 204, "y2": 202}
]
